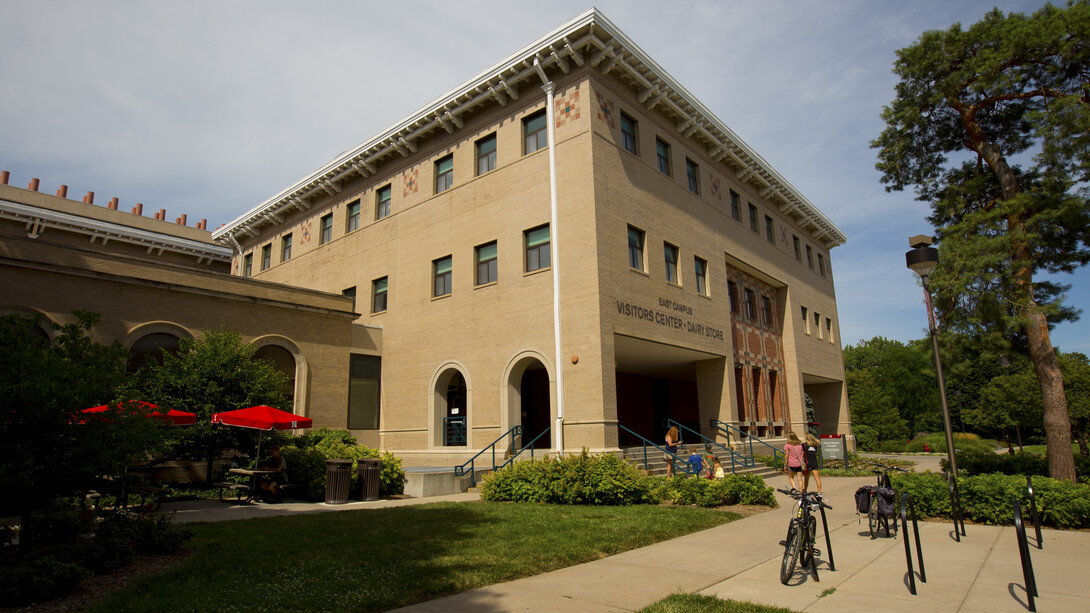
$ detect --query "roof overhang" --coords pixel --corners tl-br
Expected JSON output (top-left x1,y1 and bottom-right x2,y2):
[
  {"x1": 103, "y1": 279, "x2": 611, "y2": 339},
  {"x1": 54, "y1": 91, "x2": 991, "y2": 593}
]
[{"x1": 213, "y1": 8, "x2": 846, "y2": 250}]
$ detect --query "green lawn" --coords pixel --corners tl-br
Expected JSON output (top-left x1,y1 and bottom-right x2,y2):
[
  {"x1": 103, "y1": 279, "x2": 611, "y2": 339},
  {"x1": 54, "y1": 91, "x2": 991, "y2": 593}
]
[
  {"x1": 1019, "y1": 443, "x2": 1080, "y2": 456},
  {"x1": 638, "y1": 593, "x2": 799, "y2": 613},
  {"x1": 87, "y1": 502, "x2": 738, "y2": 613}
]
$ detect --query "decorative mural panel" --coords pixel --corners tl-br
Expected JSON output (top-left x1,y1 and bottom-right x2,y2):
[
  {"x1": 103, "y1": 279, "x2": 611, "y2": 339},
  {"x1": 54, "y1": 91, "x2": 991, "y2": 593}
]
[
  {"x1": 595, "y1": 91, "x2": 615, "y2": 129},
  {"x1": 710, "y1": 174, "x2": 722, "y2": 200},
  {"x1": 300, "y1": 221, "x2": 312, "y2": 245},
  {"x1": 403, "y1": 168, "x2": 419, "y2": 197},
  {"x1": 725, "y1": 263, "x2": 789, "y2": 433},
  {"x1": 555, "y1": 89, "x2": 580, "y2": 128}
]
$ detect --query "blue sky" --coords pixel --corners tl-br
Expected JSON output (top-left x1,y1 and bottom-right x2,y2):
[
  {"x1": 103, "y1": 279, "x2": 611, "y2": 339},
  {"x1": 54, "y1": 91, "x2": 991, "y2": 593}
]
[{"x1": 2, "y1": 0, "x2": 1085, "y2": 354}]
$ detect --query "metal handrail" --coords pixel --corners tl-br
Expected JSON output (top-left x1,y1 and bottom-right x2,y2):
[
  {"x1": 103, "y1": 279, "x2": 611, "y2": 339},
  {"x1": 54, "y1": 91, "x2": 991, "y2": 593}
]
[
  {"x1": 1013, "y1": 499, "x2": 1039, "y2": 612},
  {"x1": 453, "y1": 425, "x2": 523, "y2": 486},
  {"x1": 618, "y1": 425, "x2": 700, "y2": 476},
  {"x1": 710, "y1": 419, "x2": 784, "y2": 470},
  {"x1": 495, "y1": 426, "x2": 552, "y2": 474},
  {"x1": 667, "y1": 419, "x2": 751, "y2": 473}
]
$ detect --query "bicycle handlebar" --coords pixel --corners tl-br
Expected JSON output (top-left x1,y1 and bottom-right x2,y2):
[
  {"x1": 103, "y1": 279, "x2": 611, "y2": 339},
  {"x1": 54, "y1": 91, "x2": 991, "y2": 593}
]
[{"x1": 776, "y1": 488, "x2": 833, "y2": 509}]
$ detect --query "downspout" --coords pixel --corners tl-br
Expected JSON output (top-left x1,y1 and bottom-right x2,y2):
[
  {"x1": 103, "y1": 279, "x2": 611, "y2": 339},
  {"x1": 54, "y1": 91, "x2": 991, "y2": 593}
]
[{"x1": 534, "y1": 57, "x2": 565, "y2": 457}]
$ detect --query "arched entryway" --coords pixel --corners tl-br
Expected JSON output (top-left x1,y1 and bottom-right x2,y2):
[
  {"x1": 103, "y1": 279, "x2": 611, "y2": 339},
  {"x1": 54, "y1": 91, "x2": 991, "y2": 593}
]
[
  {"x1": 503, "y1": 352, "x2": 553, "y2": 450},
  {"x1": 124, "y1": 322, "x2": 193, "y2": 373},
  {"x1": 431, "y1": 364, "x2": 470, "y2": 447}
]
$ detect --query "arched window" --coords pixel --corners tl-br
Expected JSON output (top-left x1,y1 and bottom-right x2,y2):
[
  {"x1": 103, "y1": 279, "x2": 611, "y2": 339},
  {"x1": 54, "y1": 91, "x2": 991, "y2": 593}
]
[
  {"x1": 127, "y1": 332, "x2": 181, "y2": 372},
  {"x1": 254, "y1": 344, "x2": 296, "y2": 405}
]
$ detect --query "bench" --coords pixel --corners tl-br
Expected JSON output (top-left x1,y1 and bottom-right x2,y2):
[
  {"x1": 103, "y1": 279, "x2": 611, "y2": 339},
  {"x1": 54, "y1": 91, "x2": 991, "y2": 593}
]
[
  {"x1": 213, "y1": 481, "x2": 253, "y2": 503},
  {"x1": 131, "y1": 485, "x2": 168, "y2": 511}
]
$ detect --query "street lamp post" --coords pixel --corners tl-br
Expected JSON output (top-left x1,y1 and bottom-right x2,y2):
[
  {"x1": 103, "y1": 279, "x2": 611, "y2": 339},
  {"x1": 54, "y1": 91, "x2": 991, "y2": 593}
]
[{"x1": 906, "y1": 235, "x2": 958, "y2": 478}]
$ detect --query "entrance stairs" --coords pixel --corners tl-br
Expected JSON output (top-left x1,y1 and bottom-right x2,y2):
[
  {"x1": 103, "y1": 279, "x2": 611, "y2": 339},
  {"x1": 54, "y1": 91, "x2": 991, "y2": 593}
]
[{"x1": 619, "y1": 446, "x2": 781, "y2": 479}]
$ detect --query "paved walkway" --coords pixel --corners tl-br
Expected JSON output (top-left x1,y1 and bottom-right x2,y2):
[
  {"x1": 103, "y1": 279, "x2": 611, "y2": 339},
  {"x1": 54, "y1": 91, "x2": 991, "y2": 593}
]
[{"x1": 161, "y1": 455, "x2": 1089, "y2": 612}]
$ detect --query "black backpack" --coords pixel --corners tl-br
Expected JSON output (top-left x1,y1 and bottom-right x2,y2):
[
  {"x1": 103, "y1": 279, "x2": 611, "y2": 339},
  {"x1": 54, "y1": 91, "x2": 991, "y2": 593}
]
[{"x1": 855, "y1": 485, "x2": 899, "y2": 517}]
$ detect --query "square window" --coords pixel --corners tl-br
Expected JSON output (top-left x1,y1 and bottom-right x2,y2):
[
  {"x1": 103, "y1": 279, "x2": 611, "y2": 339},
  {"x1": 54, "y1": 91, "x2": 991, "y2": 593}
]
[
  {"x1": 347, "y1": 199, "x2": 361, "y2": 232},
  {"x1": 818, "y1": 253, "x2": 826, "y2": 277},
  {"x1": 476, "y1": 241, "x2": 497, "y2": 285},
  {"x1": 319, "y1": 213, "x2": 333, "y2": 245},
  {"x1": 433, "y1": 256, "x2": 452, "y2": 297},
  {"x1": 524, "y1": 110, "x2": 547, "y2": 154},
  {"x1": 620, "y1": 112, "x2": 638, "y2": 155},
  {"x1": 435, "y1": 155, "x2": 454, "y2": 193},
  {"x1": 243, "y1": 253, "x2": 252, "y2": 277},
  {"x1": 477, "y1": 133, "x2": 497, "y2": 175},
  {"x1": 260, "y1": 244, "x2": 271, "y2": 271},
  {"x1": 664, "y1": 242, "x2": 679, "y2": 284},
  {"x1": 376, "y1": 185, "x2": 391, "y2": 220},
  {"x1": 793, "y1": 235, "x2": 801, "y2": 260},
  {"x1": 525, "y1": 225, "x2": 551, "y2": 272},
  {"x1": 372, "y1": 277, "x2": 388, "y2": 313},
  {"x1": 765, "y1": 215, "x2": 775, "y2": 243},
  {"x1": 744, "y1": 288, "x2": 756, "y2": 319},
  {"x1": 628, "y1": 225, "x2": 645, "y2": 270},
  {"x1": 730, "y1": 190, "x2": 741, "y2": 222},
  {"x1": 728, "y1": 281, "x2": 739, "y2": 313},
  {"x1": 685, "y1": 158, "x2": 699, "y2": 194},
  {"x1": 748, "y1": 204, "x2": 759, "y2": 233},
  {"x1": 656, "y1": 138, "x2": 671, "y2": 176},
  {"x1": 281, "y1": 233, "x2": 292, "y2": 262},
  {"x1": 695, "y1": 257, "x2": 707, "y2": 296},
  {"x1": 806, "y1": 245, "x2": 814, "y2": 269}
]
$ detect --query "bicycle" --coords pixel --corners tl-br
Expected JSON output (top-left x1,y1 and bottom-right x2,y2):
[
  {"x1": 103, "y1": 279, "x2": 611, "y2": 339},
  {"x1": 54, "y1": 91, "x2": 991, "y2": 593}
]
[
  {"x1": 778, "y1": 488, "x2": 832, "y2": 585},
  {"x1": 861, "y1": 463, "x2": 908, "y2": 539}
]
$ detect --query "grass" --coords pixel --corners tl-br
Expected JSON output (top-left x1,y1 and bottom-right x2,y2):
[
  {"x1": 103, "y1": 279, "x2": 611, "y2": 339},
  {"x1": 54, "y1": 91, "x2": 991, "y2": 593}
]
[
  {"x1": 638, "y1": 593, "x2": 798, "y2": 613},
  {"x1": 86, "y1": 502, "x2": 738, "y2": 613},
  {"x1": 1020, "y1": 443, "x2": 1080, "y2": 456}
]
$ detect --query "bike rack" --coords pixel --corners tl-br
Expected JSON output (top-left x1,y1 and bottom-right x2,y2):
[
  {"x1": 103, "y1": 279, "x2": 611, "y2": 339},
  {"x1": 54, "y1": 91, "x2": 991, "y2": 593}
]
[
  {"x1": 1013, "y1": 499, "x2": 1039, "y2": 612},
  {"x1": 817, "y1": 503, "x2": 835, "y2": 572},
  {"x1": 948, "y1": 474, "x2": 966, "y2": 541},
  {"x1": 1026, "y1": 475, "x2": 1043, "y2": 550},
  {"x1": 899, "y1": 493, "x2": 926, "y2": 595}
]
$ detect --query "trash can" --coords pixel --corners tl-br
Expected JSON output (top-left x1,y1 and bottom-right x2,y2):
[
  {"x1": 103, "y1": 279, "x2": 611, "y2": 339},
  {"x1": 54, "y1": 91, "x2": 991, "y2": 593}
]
[
  {"x1": 324, "y1": 459, "x2": 353, "y2": 504},
  {"x1": 357, "y1": 458, "x2": 382, "y2": 501}
]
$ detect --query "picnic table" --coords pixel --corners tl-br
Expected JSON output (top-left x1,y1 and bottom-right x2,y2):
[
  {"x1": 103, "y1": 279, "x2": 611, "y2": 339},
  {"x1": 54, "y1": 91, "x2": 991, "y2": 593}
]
[{"x1": 214, "y1": 468, "x2": 275, "y2": 503}]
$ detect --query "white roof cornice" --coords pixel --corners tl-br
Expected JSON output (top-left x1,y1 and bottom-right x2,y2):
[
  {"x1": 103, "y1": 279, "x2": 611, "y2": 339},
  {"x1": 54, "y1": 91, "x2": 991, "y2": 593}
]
[{"x1": 214, "y1": 8, "x2": 846, "y2": 249}]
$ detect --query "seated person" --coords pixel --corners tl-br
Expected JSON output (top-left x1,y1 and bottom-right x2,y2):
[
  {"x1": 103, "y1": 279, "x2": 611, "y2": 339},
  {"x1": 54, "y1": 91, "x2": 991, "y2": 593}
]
[
  {"x1": 686, "y1": 447, "x2": 704, "y2": 475},
  {"x1": 257, "y1": 445, "x2": 288, "y2": 502}
]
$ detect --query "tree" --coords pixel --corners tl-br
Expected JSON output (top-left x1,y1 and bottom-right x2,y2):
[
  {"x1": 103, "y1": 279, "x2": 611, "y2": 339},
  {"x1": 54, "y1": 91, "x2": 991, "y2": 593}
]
[
  {"x1": 1059, "y1": 352, "x2": 1090, "y2": 455},
  {"x1": 845, "y1": 369, "x2": 911, "y2": 443},
  {"x1": 872, "y1": 2, "x2": 1090, "y2": 481},
  {"x1": 0, "y1": 312, "x2": 159, "y2": 551},
  {"x1": 120, "y1": 329, "x2": 290, "y2": 481},
  {"x1": 969, "y1": 368, "x2": 1043, "y2": 453},
  {"x1": 843, "y1": 337, "x2": 940, "y2": 433}
]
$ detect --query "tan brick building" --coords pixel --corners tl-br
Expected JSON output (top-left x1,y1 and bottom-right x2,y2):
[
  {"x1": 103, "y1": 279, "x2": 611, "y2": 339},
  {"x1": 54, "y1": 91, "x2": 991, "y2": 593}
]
[{"x1": 213, "y1": 9, "x2": 850, "y2": 466}]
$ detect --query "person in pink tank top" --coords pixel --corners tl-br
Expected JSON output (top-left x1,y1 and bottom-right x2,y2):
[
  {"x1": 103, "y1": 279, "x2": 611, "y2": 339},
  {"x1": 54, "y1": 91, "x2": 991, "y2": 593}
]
[{"x1": 783, "y1": 431, "x2": 805, "y2": 491}]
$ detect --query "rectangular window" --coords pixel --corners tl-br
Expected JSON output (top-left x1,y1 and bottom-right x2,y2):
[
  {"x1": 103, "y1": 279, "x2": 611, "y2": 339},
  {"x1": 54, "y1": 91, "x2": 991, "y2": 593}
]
[
  {"x1": 748, "y1": 204, "x2": 759, "y2": 233},
  {"x1": 281, "y1": 233, "x2": 292, "y2": 262},
  {"x1": 814, "y1": 312, "x2": 822, "y2": 338},
  {"x1": 372, "y1": 277, "x2": 388, "y2": 313},
  {"x1": 806, "y1": 245, "x2": 814, "y2": 269},
  {"x1": 346, "y1": 200, "x2": 361, "y2": 232},
  {"x1": 818, "y1": 253, "x2": 826, "y2": 277},
  {"x1": 525, "y1": 225, "x2": 551, "y2": 272},
  {"x1": 628, "y1": 225, "x2": 645, "y2": 271},
  {"x1": 826, "y1": 317, "x2": 834, "y2": 343},
  {"x1": 433, "y1": 256, "x2": 452, "y2": 297},
  {"x1": 761, "y1": 296, "x2": 773, "y2": 326},
  {"x1": 728, "y1": 281, "x2": 739, "y2": 313},
  {"x1": 685, "y1": 158, "x2": 699, "y2": 194},
  {"x1": 744, "y1": 288, "x2": 756, "y2": 319},
  {"x1": 524, "y1": 110, "x2": 547, "y2": 154},
  {"x1": 347, "y1": 354, "x2": 381, "y2": 430},
  {"x1": 664, "y1": 243, "x2": 679, "y2": 284},
  {"x1": 342, "y1": 287, "x2": 356, "y2": 312},
  {"x1": 260, "y1": 244, "x2": 271, "y2": 271},
  {"x1": 730, "y1": 190, "x2": 741, "y2": 222},
  {"x1": 764, "y1": 215, "x2": 775, "y2": 243},
  {"x1": 476, "y1": 241, "x2": 497, "y2": 286},
  {"x1": 477, "y1": 133, "x2": 497, "y2": 175},
  {"x1": 435, "y1": 155, "x2": 454, "y2": 193},
  {"x1": 620, "y1": 112, "x2": 638, "y2": 155},
  {"x1": 793, "y1": 235, "x2": 801, "y2": 260},
  {"x1": 376, "y1": 184, "x2": 391, "y2": 220},
  {"x1": 801, "y1": 306, "x2": 809, "y2": 334},
  {"x1": 243, "y1": 253, "x2": 252, "y2": 278},
  {"x1": 695, "y1": 257, "x2": 707, "y2": 296},
  {"x1": 320, "y1": 213, "x2": 333, "y2": 244},
  {"x1": 656, "y1": 138, "x2": 671, "y2": 175}
]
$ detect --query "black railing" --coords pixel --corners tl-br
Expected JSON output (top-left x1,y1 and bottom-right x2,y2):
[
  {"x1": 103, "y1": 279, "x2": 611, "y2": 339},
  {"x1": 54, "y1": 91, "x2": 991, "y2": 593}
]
[
  {"x1": 453, "y1": 425, "x2": 550, "y2": 487},
  {"x1": 667, "y1": 419, "x2": 751, "y2": 473},
  {"x1": 618, "y1": 425, "x2": 700, "y2": 476},
  {"x1": 1013, "y1": 499, "x2": 1039, "y2": 612},
  {"x1": 709, "y1": 419, "x2": 784, "y2": 469},
  {"x1": 948, "y1": 474, "x2": 966, "y2": 541},
  {"x1": 899, "y1": 493, "x2": 926, "y2": 595}
]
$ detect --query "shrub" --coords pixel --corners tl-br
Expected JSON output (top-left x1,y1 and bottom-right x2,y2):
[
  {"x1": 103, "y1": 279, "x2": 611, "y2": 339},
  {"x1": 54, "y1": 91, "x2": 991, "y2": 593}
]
[
  {"x1": 904, "y1": 432, "x2": 994, "y2": 455},
  {"x1": 280, "y1": 431, "x2": 405, "y2": 501},
  {"x1": 890, "y1": 472, "x2": 1090, "y2": 529},
  {"x1": 481, "y1": 450, "x2": 655, "y2": 505},
  {"x1": 0, "y1": 555, "x2": 91, "y2": 607},
  {"x1": 853, "y1": 424, "x2": 878, "y2": 451},
  {"x1": 947, "y1": 450, "x2": 1049, "y2": 476},
  {"x1": 661, "y1": 474, "x2": 776, "y2": 507}
]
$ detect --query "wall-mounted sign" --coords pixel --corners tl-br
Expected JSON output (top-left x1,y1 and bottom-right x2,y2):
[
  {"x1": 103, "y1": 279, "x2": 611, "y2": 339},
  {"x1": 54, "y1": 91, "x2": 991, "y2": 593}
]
[{"x1": 615, "y1": 297, "x2": 725, "y2": 342}]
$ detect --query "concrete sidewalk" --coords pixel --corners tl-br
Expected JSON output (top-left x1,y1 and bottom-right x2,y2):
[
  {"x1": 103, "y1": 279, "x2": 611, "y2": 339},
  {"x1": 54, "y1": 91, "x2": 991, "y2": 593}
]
[{"x1": 392, "y1": 469, "x2": 1090, "y2": 613}]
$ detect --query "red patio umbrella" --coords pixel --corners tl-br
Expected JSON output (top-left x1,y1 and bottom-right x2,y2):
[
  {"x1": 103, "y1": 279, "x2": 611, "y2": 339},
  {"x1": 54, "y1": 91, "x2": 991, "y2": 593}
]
[
  {"x1": 79, "y1": 401, "x2": 197, "y2": 425},
  {"x1": 211, "y1": 405, "x2": 312, "y2": 461}
]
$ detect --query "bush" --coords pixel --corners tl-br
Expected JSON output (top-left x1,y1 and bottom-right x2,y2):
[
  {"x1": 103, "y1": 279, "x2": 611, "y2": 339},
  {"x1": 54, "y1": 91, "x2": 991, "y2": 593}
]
[
  {"x1": 890, "y1": 472, "x2": 1090, "y2": 529},
  {"x1": 0, "y1": 555, "x2": 91, "y2": 607},
  {"x1": 279, "y1": 430, "x2": 405, "y2": 501},
  {"x1": 853, "y1": 424, "x2": 878, "y2": 451},
  {"x1": 947, "y1": 450, "x2": 1049, "y2": 476},
  {"x1": 904, "y1": 432, "x2": 994, "y2": 455},
  {"x1": 481, "y1": 450, "x2": 655, "y2": 505},
  {"x1": 660, "y1": 474, "x2": 776, "y2": 507}
]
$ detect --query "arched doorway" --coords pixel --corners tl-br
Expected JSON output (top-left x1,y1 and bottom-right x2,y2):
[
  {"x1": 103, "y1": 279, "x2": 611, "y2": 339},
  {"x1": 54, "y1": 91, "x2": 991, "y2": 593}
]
[
  {"x1": 254, "y1": 344, "x2": 296, "y2": 406},
  {"x1": 432, "y1": 366, "x2": 470, "y2": 447},
  {"x1": 127, "y1": 332, "x2": 181, "y2": 372},
  {"x1": 503, "y1": 353, "x2": 553, "y2": 450}
]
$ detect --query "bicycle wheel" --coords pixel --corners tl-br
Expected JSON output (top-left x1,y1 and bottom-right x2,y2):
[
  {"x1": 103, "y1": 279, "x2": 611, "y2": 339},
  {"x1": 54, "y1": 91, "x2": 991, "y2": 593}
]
[
  {"x1": 868, "y1": 495, "x2": 880, "y2": 539},
  {"x1": 799, "y1": 516, "x2": 817, "y2": 567},
  {"x1": 780, "y1": 519, "x2": 801, "y2": 584}
]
